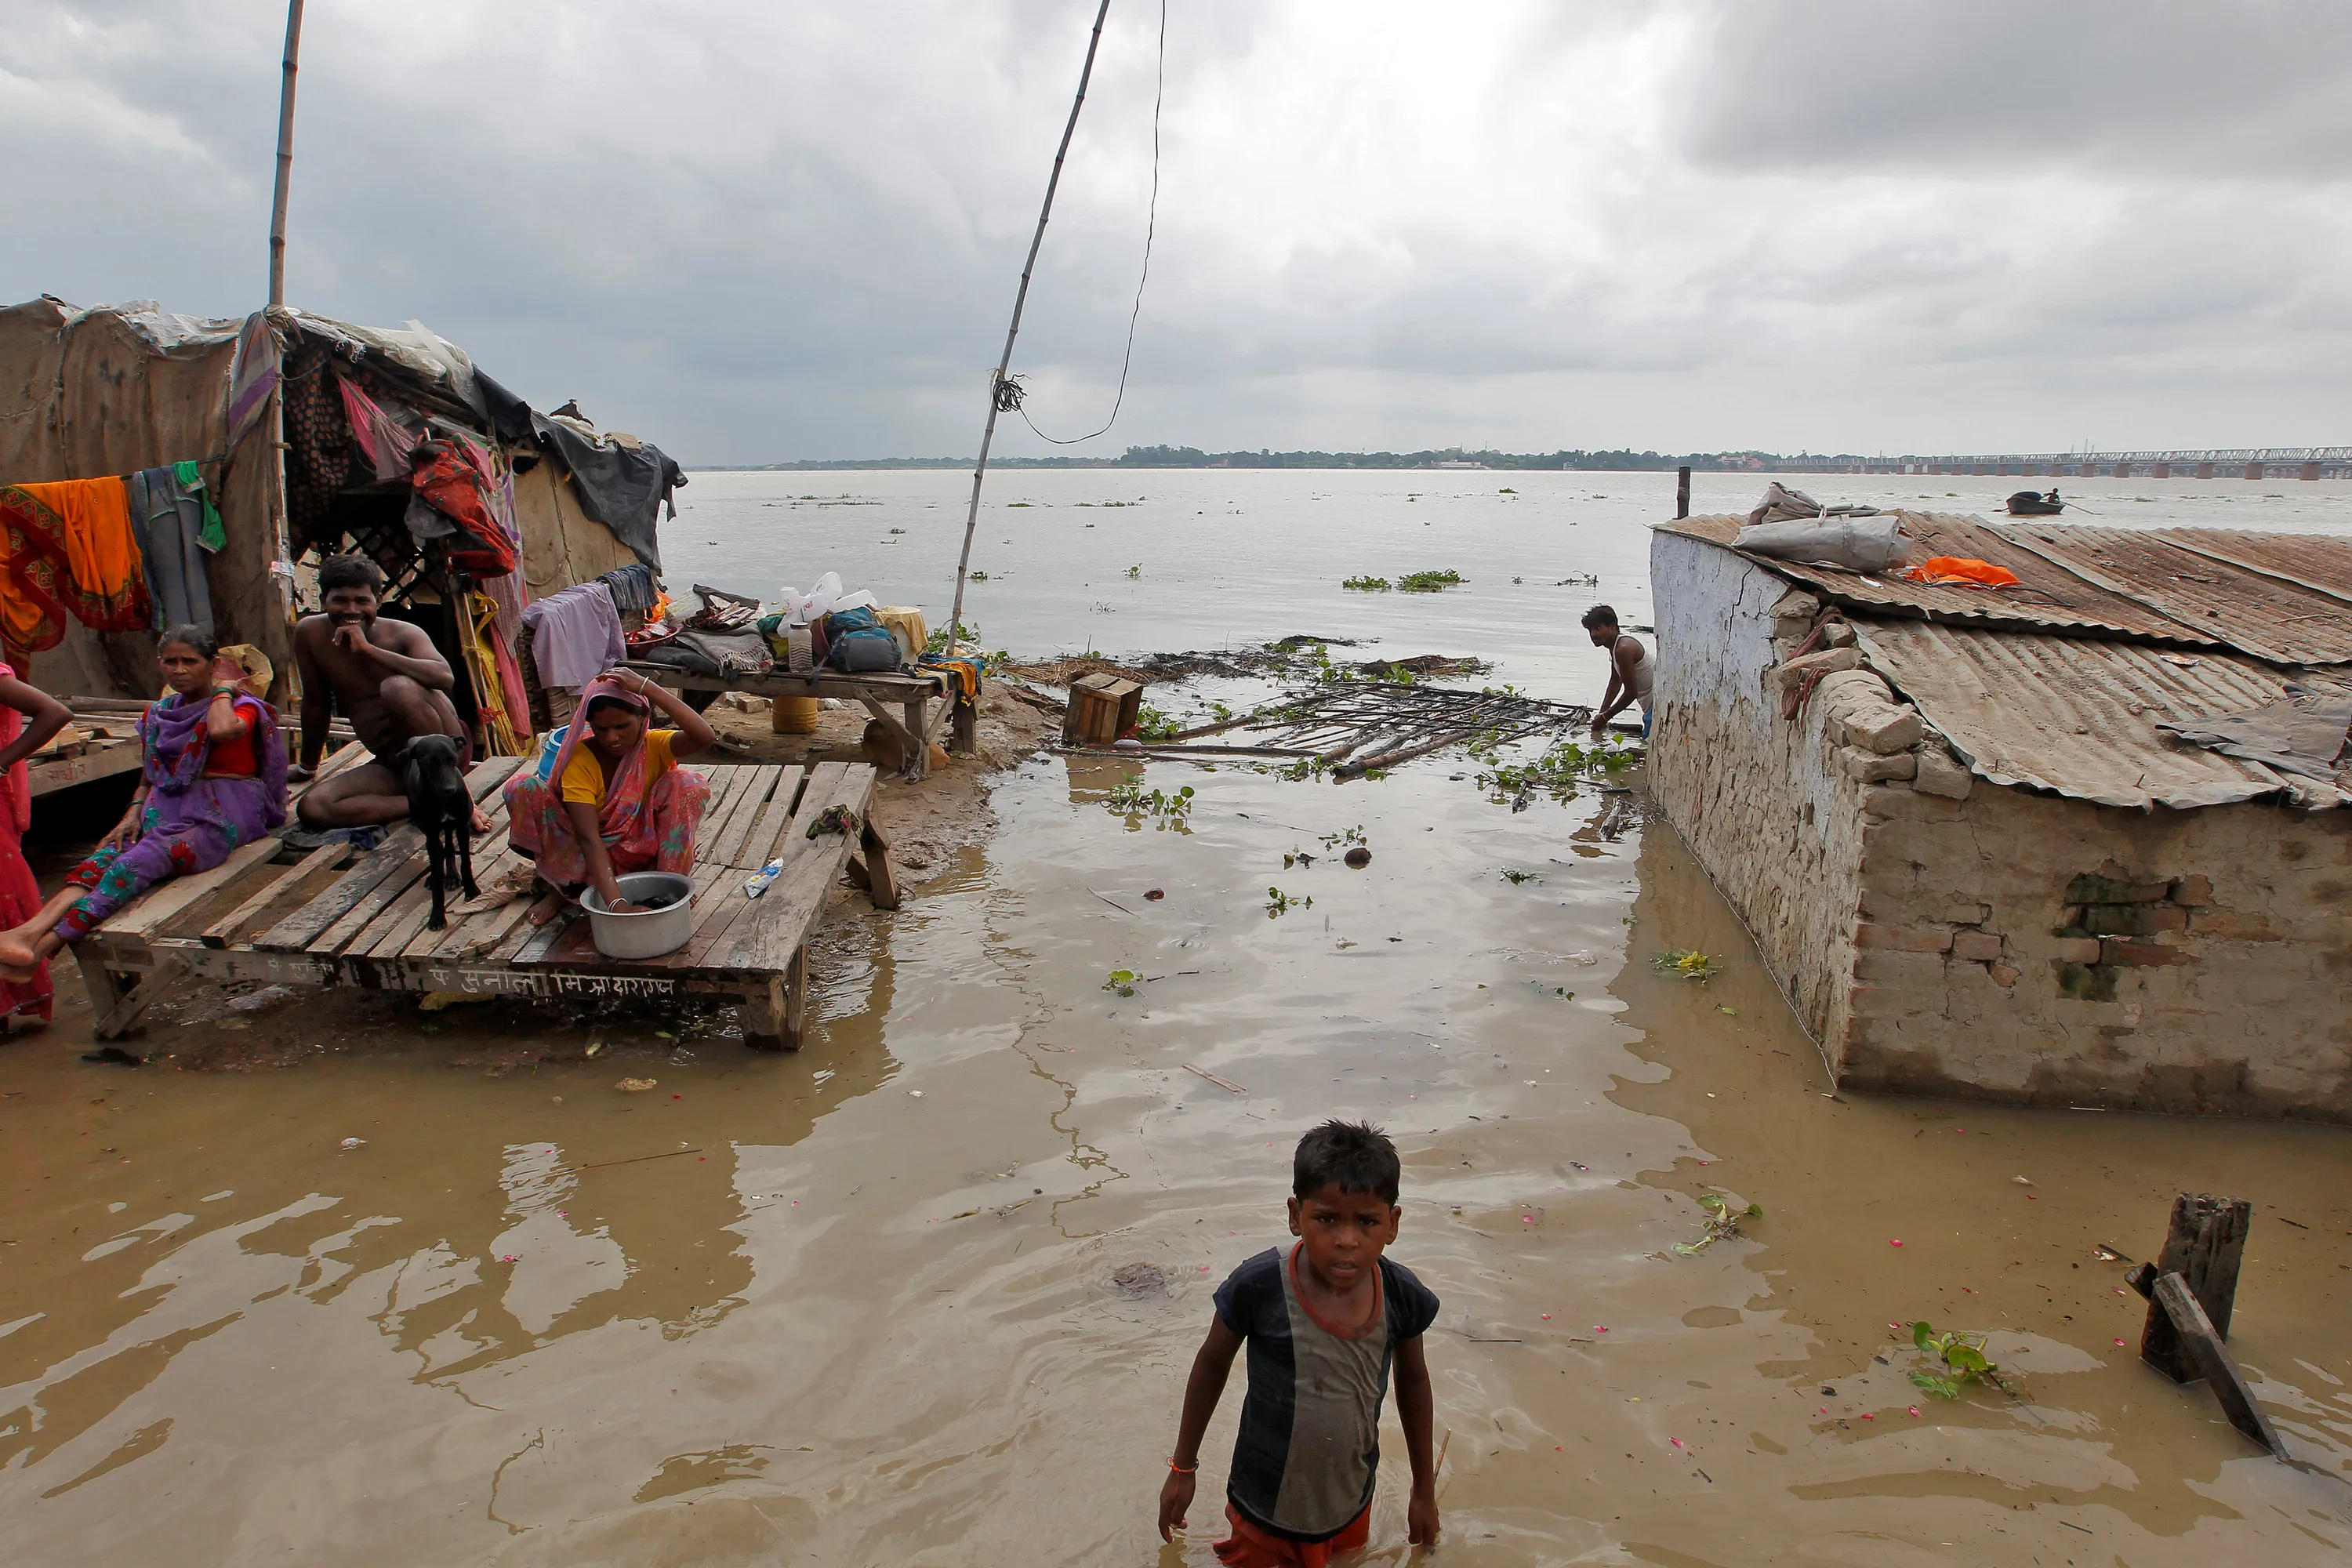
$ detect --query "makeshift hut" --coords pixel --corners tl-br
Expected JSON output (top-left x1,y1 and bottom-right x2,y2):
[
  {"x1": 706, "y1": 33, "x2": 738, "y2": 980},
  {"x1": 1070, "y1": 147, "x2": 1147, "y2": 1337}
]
[
  {"x1": 0, "y1": 296, "x2": 684, "y2": 758},
  {"x1": 1650, "y1": 510, "x2": 2352, "y2": 1123}
]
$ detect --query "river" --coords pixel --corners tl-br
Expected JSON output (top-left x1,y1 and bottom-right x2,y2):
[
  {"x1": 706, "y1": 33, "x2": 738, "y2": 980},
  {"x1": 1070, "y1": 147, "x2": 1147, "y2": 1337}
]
[{"x1": 2, "y1": 470, "x2": 2348, "y2": 1563}]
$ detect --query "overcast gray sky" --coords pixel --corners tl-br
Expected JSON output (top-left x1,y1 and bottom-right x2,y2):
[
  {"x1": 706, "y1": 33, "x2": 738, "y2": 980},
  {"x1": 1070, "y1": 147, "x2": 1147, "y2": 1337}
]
[{"x1": 5, "y1": 1, "x2": 2347, "y2": 462}]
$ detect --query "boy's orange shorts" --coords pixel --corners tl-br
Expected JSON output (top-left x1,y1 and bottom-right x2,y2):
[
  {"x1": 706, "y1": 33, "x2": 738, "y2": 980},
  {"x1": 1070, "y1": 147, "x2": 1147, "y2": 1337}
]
[{"x1": 1212, "y1": 1501, "x2": 1371, "y2": 1567}]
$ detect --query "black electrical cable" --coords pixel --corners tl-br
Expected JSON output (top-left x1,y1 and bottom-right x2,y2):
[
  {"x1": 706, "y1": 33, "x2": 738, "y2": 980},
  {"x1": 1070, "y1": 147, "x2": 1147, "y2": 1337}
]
[{"x1": 1014, "y1": 0, "x2": 1164, "y2": 445}]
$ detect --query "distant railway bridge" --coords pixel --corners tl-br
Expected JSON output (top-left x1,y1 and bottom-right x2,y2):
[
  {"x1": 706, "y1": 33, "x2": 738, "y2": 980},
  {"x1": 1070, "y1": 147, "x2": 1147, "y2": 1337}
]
[{"x1": 1798, "y1": 448, "x2": 2352, "y2": 480}]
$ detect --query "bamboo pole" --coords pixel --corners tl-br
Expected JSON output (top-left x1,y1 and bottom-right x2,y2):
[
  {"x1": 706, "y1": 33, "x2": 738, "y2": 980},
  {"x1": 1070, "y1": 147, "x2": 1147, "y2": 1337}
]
[
  {"x1": 942, "y1": 0, "x2": 1115, "y2": 669},
  {"x1": 267, "y1": 0, "x2": 306, "y2": 308}
]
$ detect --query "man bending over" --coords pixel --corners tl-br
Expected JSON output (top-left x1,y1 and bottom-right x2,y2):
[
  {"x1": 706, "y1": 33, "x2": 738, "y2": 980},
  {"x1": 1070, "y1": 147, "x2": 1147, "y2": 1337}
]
[{"x1": 292, "y1": 554, "x2": 487, "y2": 832}]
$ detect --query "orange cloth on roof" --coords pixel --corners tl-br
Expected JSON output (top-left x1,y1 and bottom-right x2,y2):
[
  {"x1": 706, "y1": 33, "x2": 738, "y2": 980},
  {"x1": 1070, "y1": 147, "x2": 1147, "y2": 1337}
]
[
  {"x1": 1900, "y1": 556, "x2": 2020, "y2": 589},
  {"x1": 16, "y1": 479, "x2": 147, "y2": 618}
]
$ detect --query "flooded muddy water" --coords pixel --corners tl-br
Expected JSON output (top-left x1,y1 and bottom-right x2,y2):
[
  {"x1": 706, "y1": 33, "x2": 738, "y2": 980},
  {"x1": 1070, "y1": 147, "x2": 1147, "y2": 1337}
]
[{"x1": 5, "y1": 744, "x2": 2348, "y2": 1564}]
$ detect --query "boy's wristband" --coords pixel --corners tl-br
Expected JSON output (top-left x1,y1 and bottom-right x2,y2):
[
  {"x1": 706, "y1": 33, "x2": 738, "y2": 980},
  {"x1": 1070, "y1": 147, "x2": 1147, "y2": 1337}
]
[{"x1": 1167, "y1": 1459, "x2": 1197, "y2": 1474}]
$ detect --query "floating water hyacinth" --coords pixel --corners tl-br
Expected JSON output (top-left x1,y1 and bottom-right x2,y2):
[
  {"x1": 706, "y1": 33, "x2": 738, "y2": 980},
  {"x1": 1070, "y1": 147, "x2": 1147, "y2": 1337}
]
[{"x1": 1650, "y1": 949, "x2": 1721, "y2": 982}]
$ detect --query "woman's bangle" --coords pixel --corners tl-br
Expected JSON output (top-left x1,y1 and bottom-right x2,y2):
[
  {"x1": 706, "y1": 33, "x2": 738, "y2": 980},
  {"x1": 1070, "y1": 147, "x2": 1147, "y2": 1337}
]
[{"x1": 1167, "y1": 1459, "x2": 1197, "y2": 1474}]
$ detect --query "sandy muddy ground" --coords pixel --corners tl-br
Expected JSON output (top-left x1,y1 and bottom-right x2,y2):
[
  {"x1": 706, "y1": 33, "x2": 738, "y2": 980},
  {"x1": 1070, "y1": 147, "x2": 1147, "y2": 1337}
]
[{"x1": 2, "y1": 729, "x2": 2348, "y2": 1565}]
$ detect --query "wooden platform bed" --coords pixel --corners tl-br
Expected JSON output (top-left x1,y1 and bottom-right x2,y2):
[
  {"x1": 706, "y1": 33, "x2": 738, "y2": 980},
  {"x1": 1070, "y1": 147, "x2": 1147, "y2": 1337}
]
[{"x1": 71, "y1": 743, "x2": 896, "y2": 1050}]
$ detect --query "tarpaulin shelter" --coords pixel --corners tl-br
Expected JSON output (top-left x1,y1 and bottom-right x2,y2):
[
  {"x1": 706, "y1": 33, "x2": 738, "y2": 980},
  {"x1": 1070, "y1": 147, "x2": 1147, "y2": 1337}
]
[{"x1": 0, "y1": 296, "x2": 684, "y2": 756}]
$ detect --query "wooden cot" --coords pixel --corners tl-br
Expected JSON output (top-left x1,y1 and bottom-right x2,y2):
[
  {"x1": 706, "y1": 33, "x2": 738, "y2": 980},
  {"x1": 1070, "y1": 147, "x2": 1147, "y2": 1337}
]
[{"x1": 70, "y1": 744, "x2": 895, "y2": 1049}]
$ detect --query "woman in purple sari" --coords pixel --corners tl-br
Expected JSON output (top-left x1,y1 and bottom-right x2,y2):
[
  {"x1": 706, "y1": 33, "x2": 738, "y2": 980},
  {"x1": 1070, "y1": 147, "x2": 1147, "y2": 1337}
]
[{"x1": 0, "y1": 626, "x2": 288, "y2": 981}]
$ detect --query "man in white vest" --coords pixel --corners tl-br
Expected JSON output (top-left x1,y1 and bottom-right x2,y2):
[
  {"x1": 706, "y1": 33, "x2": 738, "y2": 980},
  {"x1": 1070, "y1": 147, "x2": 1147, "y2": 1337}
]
[{"x1": 1583, "y1": 604, "x2": 1654, "y2": 740}]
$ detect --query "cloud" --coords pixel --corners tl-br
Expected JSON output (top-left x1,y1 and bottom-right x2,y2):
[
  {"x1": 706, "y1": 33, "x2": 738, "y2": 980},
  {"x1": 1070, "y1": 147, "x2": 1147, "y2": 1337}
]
[{"x1": 1, "y1": 0, "x2": 2347, "y2": 459}]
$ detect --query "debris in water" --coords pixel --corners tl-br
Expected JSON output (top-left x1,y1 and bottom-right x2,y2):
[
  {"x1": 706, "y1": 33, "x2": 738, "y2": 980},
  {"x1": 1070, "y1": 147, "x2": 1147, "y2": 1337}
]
[
  {"x1": 1111, "y1": 1262, "x2": 1167, "y2": 1298},
  {"x1": 1183, "y1": 1063, "x2": 1246, "y2": 1094},
  {"x1": 2013, "y1": 1175, "x2": 2034, "y2": 1186},
  {"x1": 615, "y1": 1078, "x2": 657, "y2": 1093},
  {"x1": 1675, "y1": 1193, "x2": 1763, "y2": 1254},
  {"x1": 339, "y1": 1137, "x2": 366, "y2": 1150},
  {"x1": 2092, "y1": 1243, "x2": 2129, "y2": 1262},
  {"x1": 1144, "y1": 888, "x2": 1166, "y2": 900},
  {"x1": 812, "y1": 1069, "x2": 836, "y2": 1087},
  {"x1": 1344, "y1": 847, "x2": 1371, "y2": 868},
  {"x1": 1717, "y1": 1005, "x2": 1737, "y2": 1015},
  {"x1": 230, "y1": 985, "x2": 300, "y2": 1013},
  {"x1": 909, "y1": 1090, "x2": 925, "y2": 1098},
  {"x1": 1650, "y1": 949, "x2": 1720, "y2": 982}
]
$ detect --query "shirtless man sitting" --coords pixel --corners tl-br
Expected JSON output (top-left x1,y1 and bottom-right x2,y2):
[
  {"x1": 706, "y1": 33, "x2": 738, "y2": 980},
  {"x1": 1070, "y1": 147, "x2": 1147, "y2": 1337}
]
[{"x1": 290, "y1": 554, "x2": 488, "y2": 833}]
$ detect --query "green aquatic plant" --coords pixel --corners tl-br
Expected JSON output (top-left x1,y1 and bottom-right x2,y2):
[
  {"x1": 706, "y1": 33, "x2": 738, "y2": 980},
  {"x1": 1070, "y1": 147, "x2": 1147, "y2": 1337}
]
[
  {"x1": 1650, "y1": 949, "x2": 1720, "y2": 982},
  {"x1": 1396, "y1": 569, "x2": 1465, "y2": 593},
  {"x1": 1134, "y1": 704, "x2": 1184, "y2": 742},
  {"x1": 1500, "y1": 869, "x2": 1542, "y2": 885},
  {"x1": 1342, "y1": 575, "x2": 1391, "y2": 592},
  {"x1": 1319, "y1": 825, "x2": 1367, "y2": 849},
  {"x1": 1102, "y1": 782, "x2": 1195, "y2": 825},
  {"x1": 1125, "y1": 564, "x2": 1142, "y2": 579},
  {"x1": 1469, "y1": 735, "x2": 1633, "y2": 802},
  {"x1": 1675, "y1": 1192, "x2": 1763, "y2": 1255},
  {"x1": 1103, "y1": 969, "x2": 1142, "y2": 997},
  {"x1": 1266, "y1": 887, "x2": 1312, "y2": 916},
  {"x1": 1908, "y1": 1321, "x2": 1998, "y2": 1399}
]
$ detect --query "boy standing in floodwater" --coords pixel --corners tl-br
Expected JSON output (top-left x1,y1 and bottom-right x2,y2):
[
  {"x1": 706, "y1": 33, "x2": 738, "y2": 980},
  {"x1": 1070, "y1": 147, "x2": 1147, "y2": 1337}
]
[{"x1": 1157, "y1": 1120, "x2": 1441, "y2": 1563}]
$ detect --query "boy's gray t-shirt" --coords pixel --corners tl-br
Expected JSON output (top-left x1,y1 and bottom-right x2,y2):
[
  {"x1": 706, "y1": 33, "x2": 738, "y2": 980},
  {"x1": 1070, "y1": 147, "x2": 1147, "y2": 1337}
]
[{"x1": 1212, "y1": 1246, "x2": 1441, "y2": 1542}]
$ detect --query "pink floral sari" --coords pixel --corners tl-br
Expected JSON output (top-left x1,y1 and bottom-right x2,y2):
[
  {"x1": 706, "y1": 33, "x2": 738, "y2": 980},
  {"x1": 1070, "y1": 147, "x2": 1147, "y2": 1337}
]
[
  {"x1": 0, "y1": 662, "x2": 51, "y2": 1021},
  {"x1": 503, "y1": 678, "x2": 708, "y2": 890}
]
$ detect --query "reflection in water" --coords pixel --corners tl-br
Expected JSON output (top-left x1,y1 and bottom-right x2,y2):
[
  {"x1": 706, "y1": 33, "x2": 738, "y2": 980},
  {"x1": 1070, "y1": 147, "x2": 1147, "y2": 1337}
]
[{"x1": 0, "y1": 757, "x2": 2346, "y2": 1563}]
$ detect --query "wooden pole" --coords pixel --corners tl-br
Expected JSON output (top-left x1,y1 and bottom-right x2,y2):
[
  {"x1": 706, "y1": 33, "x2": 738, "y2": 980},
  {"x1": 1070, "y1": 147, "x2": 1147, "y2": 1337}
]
[
  {"x1": 942, "y1": 0, "x2": 1114, "y2": 665},
  {"x1": 267, "y1": 0, "x2": 307, "y2": 308},
  {"x1": 1675, "y1": 465, "x2": 1691, "y2": 519},
  {"x1": 2125, "y1": 1193, "x2": 2251, "y2": 1381}
]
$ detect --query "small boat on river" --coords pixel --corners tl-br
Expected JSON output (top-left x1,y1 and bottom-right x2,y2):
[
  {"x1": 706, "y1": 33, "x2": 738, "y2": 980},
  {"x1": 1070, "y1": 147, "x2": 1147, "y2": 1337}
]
[{"x1": 2006, "y1": 488, "x2": 2066, "y2": 515}]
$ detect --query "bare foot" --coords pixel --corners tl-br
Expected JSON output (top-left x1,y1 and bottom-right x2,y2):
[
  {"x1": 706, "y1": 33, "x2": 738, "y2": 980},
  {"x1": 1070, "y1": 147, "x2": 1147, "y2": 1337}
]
[
  {"x1": 471, "y1": 804, "x2": 492, "y2": 835},
  {"x1": 526, "y1": 890, "x2": 570, "y2": 927},
  {"x1": 0, "y1": 931, "x2": 43, "y2": 975}
]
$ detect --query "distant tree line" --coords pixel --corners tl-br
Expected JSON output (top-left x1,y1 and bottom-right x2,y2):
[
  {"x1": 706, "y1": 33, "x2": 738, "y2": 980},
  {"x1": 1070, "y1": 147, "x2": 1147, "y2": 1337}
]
[
  {"x1": 1110, "y1": 445, "x2": 1777, "y2": 470},
  {"x1": 705, "y1": 447, "x2": 1831, "y2": 472}
]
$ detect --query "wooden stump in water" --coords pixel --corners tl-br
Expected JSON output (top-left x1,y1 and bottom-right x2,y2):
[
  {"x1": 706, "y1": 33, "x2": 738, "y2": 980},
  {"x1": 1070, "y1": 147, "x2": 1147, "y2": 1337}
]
[{"x1": 2129, "y1": 1193, "x2": 2250, "y2": 1381}]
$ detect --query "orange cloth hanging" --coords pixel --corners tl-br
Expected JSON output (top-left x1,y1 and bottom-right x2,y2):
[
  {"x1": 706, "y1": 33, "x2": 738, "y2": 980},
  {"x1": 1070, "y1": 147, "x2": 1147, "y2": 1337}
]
[
  {"x1": 16, "y1": 479, "x2": 148, "y2": 620},
  {"x1": 1900, "y1": 555, "x2": 2020, "y2": 589},
  {"x1": 1, "y1": 481, "x2": 151, "y2": 661}
]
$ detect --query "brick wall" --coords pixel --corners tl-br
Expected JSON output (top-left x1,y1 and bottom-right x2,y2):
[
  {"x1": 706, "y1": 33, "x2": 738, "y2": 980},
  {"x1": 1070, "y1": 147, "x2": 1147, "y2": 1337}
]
[{"x1": 1648, "y1": 528, "x2": 2352, "y2": 1123}]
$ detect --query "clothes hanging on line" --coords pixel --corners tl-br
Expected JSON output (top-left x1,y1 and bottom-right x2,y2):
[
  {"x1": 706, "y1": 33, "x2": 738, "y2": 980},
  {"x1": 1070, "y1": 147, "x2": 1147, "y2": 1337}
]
[
  {"x1": 338, "y1": 376, "x2": 423, "y2": 485},
  {"x1": 128, "y1": 466, "x2": 215, "y2": 637},
  {"x1": 407, "y1": 435, "x2": 518, "y2": 576},
  {"x1": 597, "y1": 561, "x2": 659, "y2": 615},
  {"x1": 518, "y1": 579, "x2": 626, "y2": 688},
  {"x1": 0, "y1": 479, "x2": 151, "y2": 659}
]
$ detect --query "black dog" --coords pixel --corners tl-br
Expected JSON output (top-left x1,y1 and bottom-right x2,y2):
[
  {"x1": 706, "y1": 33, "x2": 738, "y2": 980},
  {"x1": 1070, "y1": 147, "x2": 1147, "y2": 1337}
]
[{"x1": 399, "y1": 734, "x2": 477, "y2": 929}]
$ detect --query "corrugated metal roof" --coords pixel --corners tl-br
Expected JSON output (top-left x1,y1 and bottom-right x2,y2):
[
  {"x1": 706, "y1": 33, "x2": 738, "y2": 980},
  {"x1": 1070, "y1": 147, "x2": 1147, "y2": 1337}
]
[
  {"x1": 1657, "y1": 514, "x2": 2229, "y2": 647},
  {"x1": 1851, "y1": 619, "x2": 2350, "y2": 809},
  {"x1": 1993, "y1": 524, "x2": 2352, "y2": 664},
  {"x1": 2154, "y1": 528, "x2": 2352, "y2": 607}
]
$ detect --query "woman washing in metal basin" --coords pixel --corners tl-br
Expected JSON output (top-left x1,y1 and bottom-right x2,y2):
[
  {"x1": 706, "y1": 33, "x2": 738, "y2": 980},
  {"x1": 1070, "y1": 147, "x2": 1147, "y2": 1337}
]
[
  {"x1": 0, "y1": 626, "x2": 288, "y2": 982},
  {"x1": 504, "y1": 669, "x2": 715, "y2": 926}
]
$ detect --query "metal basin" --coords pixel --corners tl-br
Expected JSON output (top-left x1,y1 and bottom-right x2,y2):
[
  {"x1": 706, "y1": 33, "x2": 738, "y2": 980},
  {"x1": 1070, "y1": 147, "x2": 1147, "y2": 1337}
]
[{"x1": 579, "y1": 871, "x2": 695, "y2": 960}]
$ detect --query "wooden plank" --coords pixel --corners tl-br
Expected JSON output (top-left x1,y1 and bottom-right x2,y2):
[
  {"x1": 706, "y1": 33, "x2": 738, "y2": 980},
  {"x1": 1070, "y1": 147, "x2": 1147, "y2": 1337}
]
[
  {"x1": 256, "y1": 826, "x2": 424, "y2": 949},
  {"x1": 353, "y1": 871, "x2": 448, "y2": 960},
  {"x1": 2151, "y1": 1272, "x2": 2285, "y2": 1455},
  {"x1": 422, "y1": 841, "x2": 530, "y2": 960},
  {"x1": 624, "y1": 664, "x2": 947, "y2": 704},
  {"x1": 708, "y1": 764, "x2": 785, "y2": 867},
  {"x1": 433, "y1": 875, "x2": 541, "y2": 961},
  {"x1": 722, "y1": 764, "x2": 873, "y2": 973},
  {"x1": 311, "y1": 853, "x2": 431, "y2": 955},
  {"x1": 735, "y1": 766, "x2": 811, "y2": 872},
  {"x1": 256, "y1": 755, "x2": 519, "y2": 952},
  {"x1": 397, "y1": 826, "x2": 514, "y2": 959},
  {"x1": 691, "y1": 764, "x2": 764, "y2": 868},
  {"x1": 26, "y1": 739, "x2": 143, "y2": 797},
  {"x1": 102, "y1": 837, "x2": 289, "y2": 944},
  {"x1": 683, "y1": 764, "x2": 847, "y2": 970},
  {"x1": 201, "y1": 842, "x2": 353, "y2": 949}
]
